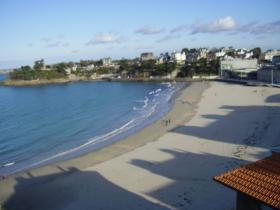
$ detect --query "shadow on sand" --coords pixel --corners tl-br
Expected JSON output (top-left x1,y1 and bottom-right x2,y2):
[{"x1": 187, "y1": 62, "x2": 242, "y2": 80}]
[
  {"x1": 171, "y1": 105, "x2": 279, "y2": 149},
  {"x1": 2, "y1": 93, "x2": 280, "y2": 210},
  {"x1": 2, "y1": 167, "x2": 167, "y2": 210},
  {"x1": 128, "y1": 94, "x2": 280, "y2": 209}
]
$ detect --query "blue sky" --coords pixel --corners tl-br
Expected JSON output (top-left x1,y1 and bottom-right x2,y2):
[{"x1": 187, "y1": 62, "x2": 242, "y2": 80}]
[{"x1": 1, "y1": 0, "x2": 280, "y2": 68}]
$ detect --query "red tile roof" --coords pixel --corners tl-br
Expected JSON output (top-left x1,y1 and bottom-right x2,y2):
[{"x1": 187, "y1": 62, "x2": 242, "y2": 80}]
[{"x1": 214, "y1": 153, "x2": 280, "y2": 209}]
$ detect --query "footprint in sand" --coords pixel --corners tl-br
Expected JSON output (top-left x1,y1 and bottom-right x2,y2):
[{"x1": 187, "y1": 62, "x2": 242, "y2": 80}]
[{"x1": 176, "y1": 191, "x2": 193, "y2": 207}]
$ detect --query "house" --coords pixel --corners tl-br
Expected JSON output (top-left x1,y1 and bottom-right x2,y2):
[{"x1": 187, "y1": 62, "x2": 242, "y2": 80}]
[
  {"x1": 65, "y1": 68, "x2": 71, "y2": 75},
  {"x1": 140, "y1": 53, "x2": 155, "y2": 61},
  {"x1": 102, "y1": 57, "x2": 112, "y2": 66},
  {"x1": 157, "y1": 53, "x2": 171, "y2": 64},
  {"x1": 207, "y1": 49, "x2": 217, "y2": 61},
  {"x1": 235, "y1": 48, "x2": 253, "y2": 59},
  {"x1": 81, "y1": 64, "x2": 95, "y2": 71},
  {"x1": 156, "y1": 56, "x2": 164, "y2": 64},
  {"x1": 197, "y1": 48, "x2": 209, "y2": 60},
  {"x1": 262, "y1": 50, "x2": 280, "y2": 61},
  {"x1": 215, "y1": 47, "x2": 227, "y2": 58},
  {"x1": 71, "y1": 64, "x2": 78, "y2": 72},
  {"x1": 220, "y1": 58, "x2": 258, "y2": 78},
  {"x1": 186, "y1": 51, "x2": 199, "y2": 63},
  {"x1": 171, "y1": 51, "x2": 186, "y2": 64}
]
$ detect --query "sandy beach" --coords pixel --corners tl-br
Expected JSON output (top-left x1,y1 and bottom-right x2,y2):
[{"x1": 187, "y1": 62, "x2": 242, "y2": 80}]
[{"x1": 0, "y1": 81, "x2": 280, "y2": 210}]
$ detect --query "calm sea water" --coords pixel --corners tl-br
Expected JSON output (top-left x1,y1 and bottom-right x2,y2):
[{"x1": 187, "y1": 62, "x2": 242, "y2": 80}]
[{"x1": 0, "y1": 78, "x2": 184, "y2": 175}]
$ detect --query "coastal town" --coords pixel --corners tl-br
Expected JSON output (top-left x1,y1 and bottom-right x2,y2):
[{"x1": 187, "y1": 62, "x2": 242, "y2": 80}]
[
  {"x1": 1, "y1": 1, "x2": 280, "y2": 209},
  {"x1": 3, "y1": 47, "x2": 280, "y2": 86}
]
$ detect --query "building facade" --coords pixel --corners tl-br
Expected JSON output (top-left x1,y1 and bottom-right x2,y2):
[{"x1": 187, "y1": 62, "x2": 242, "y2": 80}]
[
  {"x1": 102, "y1": 57, "x2": 112, "y2": 66},
  {"x1": 140, "y1": 53, "x2": 155, "y2": 61},
  {"x1": 258, "y1": 65, "x2": 280, "y2": 84},
  {"x1": 220, "y1": 58, "x2": 258, "y2": 78},
  {"x1": 171, "y1": 52, "x2": 186, "y2": 64},
  {"x1": 262, "y1": 50, "x2": 280, "y2": 61}
]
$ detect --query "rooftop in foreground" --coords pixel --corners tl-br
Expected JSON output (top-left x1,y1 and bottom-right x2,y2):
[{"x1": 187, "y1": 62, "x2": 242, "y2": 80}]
[{"x1": 214, "y1": 153, "x2": 280, "y2": 209}]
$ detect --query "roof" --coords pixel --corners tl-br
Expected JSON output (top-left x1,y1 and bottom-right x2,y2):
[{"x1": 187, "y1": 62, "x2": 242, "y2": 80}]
[{"x1": 214, "y1": 153, "x2": 280, "y2": 209}]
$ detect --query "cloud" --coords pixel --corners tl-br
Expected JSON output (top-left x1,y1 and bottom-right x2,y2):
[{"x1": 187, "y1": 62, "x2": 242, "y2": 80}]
[
  {"x1": 237, "y1": 21, "x2": 259, "y2": 33},
  {"x1": 62, "y1": 42, "x2": 69, "y2": 47},
  {"x1": 156, "y1": 35, "x2": 180, "y2": 43},
  {"x1": 27, "y1": 43, "x2": 33, "y2": 47},
  {"x1": 135, "y1": 26, "x2": 165, "y2": 35},
  {"x1": 86, "y1": 33, "x2": 125, "y2": 45},
  {"x1": 71, "y1": 49, "x2": 79, "y2": 54},
  {"x1": 237, "y1": 20, "x2": 280, "y2": 34},
  {"x1": 45, "y1": 41, "x2": 61, "y2": 48},
  {"x1": 168, "y1": 17, "x2": 279, "y2": 36},
  {"x1": 191, "y1": 16, "x2": 237, "y2": 34},
  {"x1": 256, "y1": 35, "x2": 266, "y2": 40},
  {"x1": 41, "y1": 37, "x2": 52, "y2": 43},
  {"x1": 170, "y1": 24, "x2": 190, "y2": 33}
]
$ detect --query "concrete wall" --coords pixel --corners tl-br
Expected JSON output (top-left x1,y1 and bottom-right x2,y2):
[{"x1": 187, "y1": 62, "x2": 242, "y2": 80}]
[
  {"x1": 221, "y1": 59, "x2": 258, "y2": 70},
  {"x1": 258, "y1": 69, "x2": 280, "y2": 84},
  {"x1": 220, "y1": 59, "x2": 258, "y2": 76}
]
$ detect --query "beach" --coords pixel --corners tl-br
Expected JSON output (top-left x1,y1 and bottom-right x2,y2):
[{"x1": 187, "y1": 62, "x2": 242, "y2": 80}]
[{"x1": 0, "y1": 81, "x2": 280, "y2": 210}]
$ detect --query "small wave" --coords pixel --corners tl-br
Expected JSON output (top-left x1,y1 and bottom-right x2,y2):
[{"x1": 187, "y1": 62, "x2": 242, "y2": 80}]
[
  {"x1": 161, "y1": 82, "x2": 172, "y2": 88},
  {"x1": 142, "y1": 97, "x2": 149, "y2": 109},
  {"x1": 23, "y1": 119, "x2": 136, "y2": 170},
  {"x1": 133, "y1": 97, "x2": 149, "y2": 110},
  {"x1": 155, "y1": 88, "x2": 162, "y2": 93},
  {"x1": 149, "y1": 88, "x2": 162, "y2": 95},
  {"x1": 2, "y1": 162, "x2": 15, "y2": 167}
]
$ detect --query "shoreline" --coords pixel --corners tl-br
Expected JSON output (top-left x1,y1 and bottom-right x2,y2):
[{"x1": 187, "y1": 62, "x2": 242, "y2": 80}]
[
  {"x1": 2, "y1": 76, "x2": 215, "y2": 87},
  {"x1": 0, "y1": 81, "x2": 209, "y2": 193},
  {"x1": 2, "y1": 77, "x2": 103, "y2": 86},
  {"x1": 1, "y1": 81, "x2": 279, "y2": 209}
]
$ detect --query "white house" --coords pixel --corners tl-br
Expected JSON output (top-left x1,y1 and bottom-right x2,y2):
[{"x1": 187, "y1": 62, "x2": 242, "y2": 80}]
[
  {"x1": 215, "y1": 48, "x2": 227, "y2": 58},
  {"x1": 263, "y1": 50, "x2": 280, "y2": 61},
  {"x1": 156, "y1": 56, "x2": 164, "y2": 64},
  {"x1": 102, "y1": 57, "x2": 112, "y2": 66},
  {"x1": 197, "y1": 48, "x2": 208, "y2": 60},
  {"x1": 171, "y1": 51, "x2": 186, "y2": 64},
  {"x1": 71, "y1": 64, "x2": 78, "y2": 72},
  {"x1": 84, "y1": 64, "x2": 95, "y2": 71},
  {"x1": 235, "y1": 48, "x2": 253, "y2": 59},
  {"x1": 65, "y1": 68, "x2": 71, "y2": 75}
]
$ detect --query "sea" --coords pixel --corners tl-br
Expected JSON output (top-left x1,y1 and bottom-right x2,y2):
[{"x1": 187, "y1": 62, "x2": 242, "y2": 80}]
[{"x1": 0, "y1": 74, "x2": 184, "y2": 175}]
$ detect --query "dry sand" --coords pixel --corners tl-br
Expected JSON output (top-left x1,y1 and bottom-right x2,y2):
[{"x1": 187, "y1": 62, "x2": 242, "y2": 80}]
[{"x1": 1, "y1": 81, "x2": 280, "y2": 210}]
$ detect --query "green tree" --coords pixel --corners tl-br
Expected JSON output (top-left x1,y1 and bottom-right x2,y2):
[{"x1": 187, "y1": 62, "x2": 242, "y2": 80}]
[
  {"x1": 189, "y1": 48, "x2": 198, "y2": 53},
  {"x1": 226, "y1": 51, "x2": 235, "y2": 57},
  {"x1": 34, "y1": 59, "x2": 44, "y2": 71},
  {"x1": 197, "y1": 58, "x2": 207, "y2": 67},
  {"x1": 154, "y1": 62, "x2": 177, "y2": 76},
  {"x1": 180, "y1": 65, "x2": 194, "y2": 77},
  {"x1": 54, "y1": 63, "x2": 67, "y2": 74},
  {"x1": 140, "y1": 60, "x2": 156, "y2": 70},
  {"x1": 181, "y1": 48, "x2": 189, "y2": 55},
  {"x1": 251, "y1": 47, "x2": 261, "y2": 59},
  {"x1": 95, "y1": 59, "x2": 103, "y2": 67},
  {"x1": 20, "y1": 65, "x2": 32, "y2": 71}
]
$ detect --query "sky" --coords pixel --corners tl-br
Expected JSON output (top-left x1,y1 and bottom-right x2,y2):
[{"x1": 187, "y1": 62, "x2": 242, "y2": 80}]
[{"x1": 0, "y1": 0, "x2": 280, "y2": 69}]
